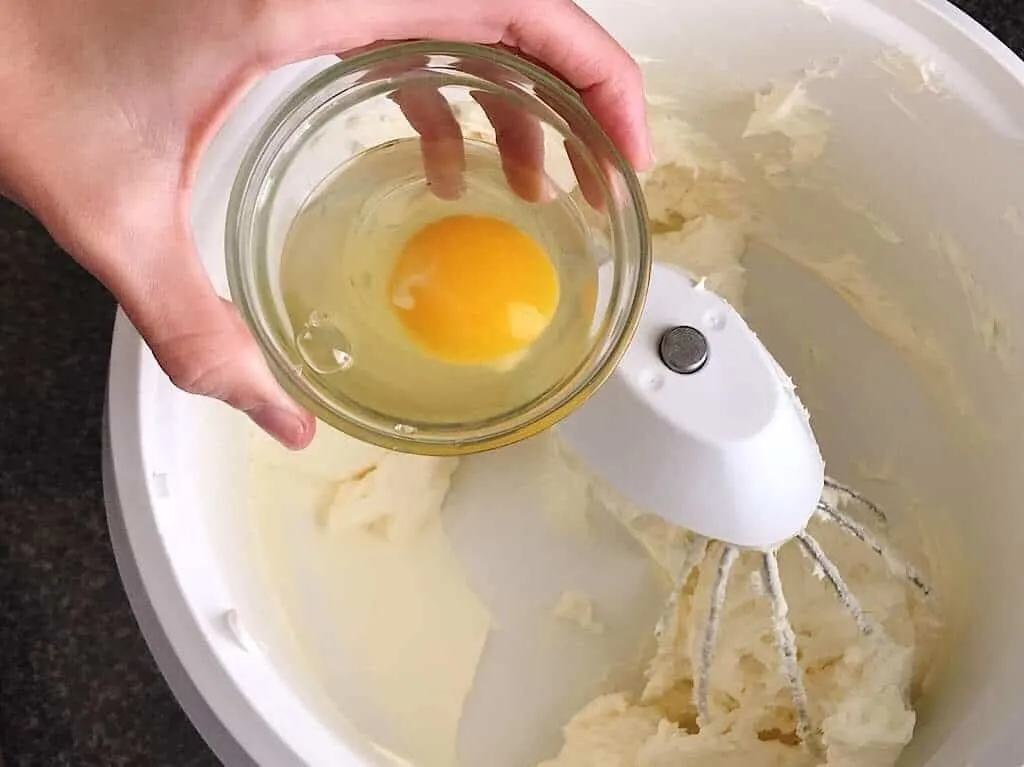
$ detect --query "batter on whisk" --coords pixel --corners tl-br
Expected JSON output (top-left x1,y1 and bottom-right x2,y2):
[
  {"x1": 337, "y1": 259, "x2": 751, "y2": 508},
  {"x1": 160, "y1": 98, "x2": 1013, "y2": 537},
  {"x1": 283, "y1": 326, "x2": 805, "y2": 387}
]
[
  {"x1": 538, "y1": 108, "x2": 944, "y2": 767},
  {"x1": 538, "y1": 465, "x2": 941, "y2": 766}
]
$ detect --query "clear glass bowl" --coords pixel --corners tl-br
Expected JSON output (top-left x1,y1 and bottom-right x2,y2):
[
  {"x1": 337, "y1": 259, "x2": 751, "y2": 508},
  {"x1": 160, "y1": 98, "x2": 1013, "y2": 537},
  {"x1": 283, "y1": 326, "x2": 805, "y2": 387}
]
[{"x1": 226, "y1": 42, "x2": 650, "y2": 455}]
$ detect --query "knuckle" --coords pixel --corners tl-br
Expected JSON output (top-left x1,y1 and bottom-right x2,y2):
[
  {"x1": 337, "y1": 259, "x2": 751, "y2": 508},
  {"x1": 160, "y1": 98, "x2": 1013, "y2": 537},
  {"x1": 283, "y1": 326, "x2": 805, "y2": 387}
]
[
  {"x1": 160, "y1": 340, "x2": 225, "y2": 398},
  {"x1": 156, "y1": 323, "x2": 267, "y2": 412}
]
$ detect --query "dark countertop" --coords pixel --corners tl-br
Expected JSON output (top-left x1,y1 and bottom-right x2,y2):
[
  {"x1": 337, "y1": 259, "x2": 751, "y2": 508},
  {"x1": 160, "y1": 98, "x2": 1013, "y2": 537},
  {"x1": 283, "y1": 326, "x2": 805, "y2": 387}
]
[{"x1": 1, "y1": 5, "x2": 1022, "y2": 765}]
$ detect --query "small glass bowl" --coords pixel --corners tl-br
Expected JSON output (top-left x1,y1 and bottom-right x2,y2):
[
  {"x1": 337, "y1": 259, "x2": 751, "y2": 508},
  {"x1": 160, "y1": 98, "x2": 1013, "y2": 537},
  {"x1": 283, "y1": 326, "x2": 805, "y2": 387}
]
[{"x1": 226, "y1": 42, "x2": 650, "y2": 455}]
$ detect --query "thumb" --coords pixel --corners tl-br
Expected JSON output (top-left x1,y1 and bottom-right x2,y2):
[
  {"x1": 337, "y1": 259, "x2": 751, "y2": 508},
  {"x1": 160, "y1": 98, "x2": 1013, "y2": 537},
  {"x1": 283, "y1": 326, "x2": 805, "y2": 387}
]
[{"x1": 110, "y1": 229, "x2": 316, "y2": 450}]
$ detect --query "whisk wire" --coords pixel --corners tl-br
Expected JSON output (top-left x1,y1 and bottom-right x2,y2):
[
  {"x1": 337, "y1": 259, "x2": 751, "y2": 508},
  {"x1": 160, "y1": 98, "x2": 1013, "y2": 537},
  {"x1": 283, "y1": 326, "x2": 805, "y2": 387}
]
[
  {"x1": 647, "y1": 477, "x2": 927, "y2": 757},
  {"x1": 655, "y1": 534, "x2": 709, "y2": 641},
  {"x1": 696, "y1": 544, "x2": 739, "y2": 727},
  {"x1": 817, "y1": 499, "x2": 930, "y2": 595},
  {"x1": 795, "y1": 531, "x2": 874, "y2": 635},
  {"x1": 763, "y1": 549, "x2": 821, "y2": 756},
  {"x1": 823, "y1": 477, "x2": 888, "y2": 523}
]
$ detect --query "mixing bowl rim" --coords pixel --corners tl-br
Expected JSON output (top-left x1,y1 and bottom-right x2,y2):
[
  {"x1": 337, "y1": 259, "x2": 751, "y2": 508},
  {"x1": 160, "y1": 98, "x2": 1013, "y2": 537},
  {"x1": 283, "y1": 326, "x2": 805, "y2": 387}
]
[{"x1": 924, "y1": 0, "x2": 1024, "y2": 82}]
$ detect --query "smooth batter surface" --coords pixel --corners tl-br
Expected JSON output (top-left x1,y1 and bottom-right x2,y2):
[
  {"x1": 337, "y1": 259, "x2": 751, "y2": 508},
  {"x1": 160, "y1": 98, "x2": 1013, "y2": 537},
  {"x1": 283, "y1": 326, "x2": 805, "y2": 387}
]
[{"x1": 249, "y1": 433, "x2": 491, "y2": 767}]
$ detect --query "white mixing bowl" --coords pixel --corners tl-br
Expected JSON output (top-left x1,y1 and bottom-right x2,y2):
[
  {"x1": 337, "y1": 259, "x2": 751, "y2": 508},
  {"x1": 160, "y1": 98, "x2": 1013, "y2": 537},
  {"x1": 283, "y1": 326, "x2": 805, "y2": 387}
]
[{"x1": 104, "y1": 0, "x2": 1024, "y2": 764}]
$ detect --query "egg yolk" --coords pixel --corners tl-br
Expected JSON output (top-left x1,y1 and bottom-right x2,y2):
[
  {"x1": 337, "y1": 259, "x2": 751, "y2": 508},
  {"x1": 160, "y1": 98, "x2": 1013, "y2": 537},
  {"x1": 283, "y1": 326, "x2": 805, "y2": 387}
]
[{"x1": 388, "y1": 215, "x2": 560, "y2": 365}]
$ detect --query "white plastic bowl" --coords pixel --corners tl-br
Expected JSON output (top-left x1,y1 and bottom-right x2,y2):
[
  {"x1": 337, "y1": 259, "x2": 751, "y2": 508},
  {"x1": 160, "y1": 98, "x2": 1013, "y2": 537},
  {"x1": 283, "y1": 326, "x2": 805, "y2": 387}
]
[{"x1": 105, "y1": 0, "x2": 1024, "y2": 764}]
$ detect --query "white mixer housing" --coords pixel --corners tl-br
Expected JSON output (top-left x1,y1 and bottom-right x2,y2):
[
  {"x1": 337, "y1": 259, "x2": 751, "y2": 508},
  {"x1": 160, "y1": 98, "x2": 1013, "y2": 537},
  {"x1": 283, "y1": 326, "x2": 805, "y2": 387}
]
[{"x1": 557, "y1": 263, "x2": 826, "y2": 548}]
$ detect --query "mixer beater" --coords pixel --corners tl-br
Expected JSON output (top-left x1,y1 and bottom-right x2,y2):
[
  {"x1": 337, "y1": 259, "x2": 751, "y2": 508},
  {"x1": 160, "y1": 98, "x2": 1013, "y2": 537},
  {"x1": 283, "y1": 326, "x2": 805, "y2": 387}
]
[
  {"x1": 661, "y1": 485, "x2": 931, "y2": 755},
  {"x1": 556, "y1": 263, "x2": 932, "y2": 756}
]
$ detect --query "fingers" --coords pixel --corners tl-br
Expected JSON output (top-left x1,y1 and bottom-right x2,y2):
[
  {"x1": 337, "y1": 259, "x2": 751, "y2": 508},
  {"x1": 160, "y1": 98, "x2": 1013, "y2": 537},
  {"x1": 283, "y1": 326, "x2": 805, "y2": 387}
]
[
  {"x1": 390, "y1": 85, "x2": 467, "y2": 201},
  {"x1": 382, "y1": 65, "x2": 549, "y2": 204},
  {"x1": 390, "y1": 70, "x2": 607, "y2": 211},
  {"x1": 501, "y1": 0, "x2": 654, "y2": 171},
  {"x1": 472, "y1": 90, "x2": 549, "y2": 203},
  {"x1": 354, "y1": 52, "x2": 468, "y2": 200},
  {"x1": 109, "y1": 228, "x2": 316, "y2": 450},
  {"x1": 564, "y1": 138, "x2": 608, "y2": 211}
]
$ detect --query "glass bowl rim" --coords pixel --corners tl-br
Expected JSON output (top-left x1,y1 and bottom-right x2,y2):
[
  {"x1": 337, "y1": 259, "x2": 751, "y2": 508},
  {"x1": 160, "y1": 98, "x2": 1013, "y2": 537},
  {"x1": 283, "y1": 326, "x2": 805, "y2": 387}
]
[{"x1": 225, "y1": 40, "x2": 652, "y2": 456}]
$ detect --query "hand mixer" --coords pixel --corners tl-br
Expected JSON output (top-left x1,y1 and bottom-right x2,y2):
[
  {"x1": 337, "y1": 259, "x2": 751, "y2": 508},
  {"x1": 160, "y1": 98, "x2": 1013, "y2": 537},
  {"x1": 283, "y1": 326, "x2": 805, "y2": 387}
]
[{"x1": 554, "y1": 261, "x2": 931, "y2": 755}]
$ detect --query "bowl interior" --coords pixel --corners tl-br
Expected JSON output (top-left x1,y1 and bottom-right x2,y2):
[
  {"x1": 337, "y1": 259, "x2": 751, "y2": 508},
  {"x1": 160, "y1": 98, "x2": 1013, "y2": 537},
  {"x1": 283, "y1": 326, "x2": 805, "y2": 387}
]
[{"x1": 159, "y1": 1, "x2": 1024, "y2": 765}]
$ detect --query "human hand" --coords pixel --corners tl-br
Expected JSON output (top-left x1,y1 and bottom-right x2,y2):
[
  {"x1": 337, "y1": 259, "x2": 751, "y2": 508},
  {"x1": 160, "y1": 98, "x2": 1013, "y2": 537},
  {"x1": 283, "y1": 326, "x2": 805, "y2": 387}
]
[
  {"x1": 369, "y1": 49, "x2": 634, "y2": 207},
  {"x1": 0, "y1": 0, "x2": 652, "y2": 449}
]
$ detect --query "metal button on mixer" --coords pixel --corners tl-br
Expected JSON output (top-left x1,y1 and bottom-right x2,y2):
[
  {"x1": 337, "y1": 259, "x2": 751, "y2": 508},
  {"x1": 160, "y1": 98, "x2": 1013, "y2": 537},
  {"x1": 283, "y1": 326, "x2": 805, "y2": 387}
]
[{"x1": 658, "y1": 325, "x2": 709, "y2": 374}]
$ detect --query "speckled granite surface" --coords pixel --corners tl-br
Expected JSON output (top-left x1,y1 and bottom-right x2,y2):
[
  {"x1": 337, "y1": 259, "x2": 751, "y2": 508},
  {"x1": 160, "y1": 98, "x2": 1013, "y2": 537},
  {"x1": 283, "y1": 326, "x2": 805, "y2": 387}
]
[{"x1": 0, "y1": 5, "x2": 1021, "y2": 765}]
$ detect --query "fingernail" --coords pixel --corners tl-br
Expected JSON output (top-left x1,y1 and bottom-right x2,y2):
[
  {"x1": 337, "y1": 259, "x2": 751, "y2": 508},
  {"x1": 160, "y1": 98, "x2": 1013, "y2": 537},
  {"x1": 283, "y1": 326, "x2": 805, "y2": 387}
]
[{"x1": 249, "y1": 405, "x2": 310, "y2": 450}]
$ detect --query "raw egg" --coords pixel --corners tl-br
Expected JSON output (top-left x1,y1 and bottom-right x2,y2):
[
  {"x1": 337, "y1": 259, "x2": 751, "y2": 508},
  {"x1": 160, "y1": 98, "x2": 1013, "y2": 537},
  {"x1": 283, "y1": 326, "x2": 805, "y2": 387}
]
[{"x1": 388, "y1": 215, "x2": 560, "y2": 365}]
